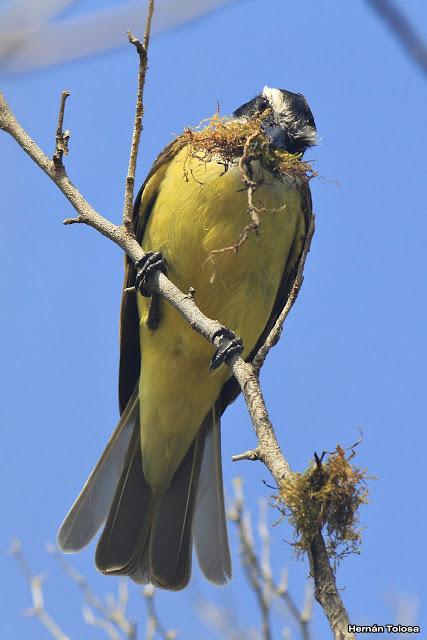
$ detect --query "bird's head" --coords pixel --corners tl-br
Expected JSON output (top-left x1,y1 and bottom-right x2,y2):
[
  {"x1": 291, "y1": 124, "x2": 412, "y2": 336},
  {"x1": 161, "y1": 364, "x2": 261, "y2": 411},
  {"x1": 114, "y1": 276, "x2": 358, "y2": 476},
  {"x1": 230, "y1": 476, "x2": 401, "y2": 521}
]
[{"x1": 233, "y1": 86, "x2": 317, "y2": 156}]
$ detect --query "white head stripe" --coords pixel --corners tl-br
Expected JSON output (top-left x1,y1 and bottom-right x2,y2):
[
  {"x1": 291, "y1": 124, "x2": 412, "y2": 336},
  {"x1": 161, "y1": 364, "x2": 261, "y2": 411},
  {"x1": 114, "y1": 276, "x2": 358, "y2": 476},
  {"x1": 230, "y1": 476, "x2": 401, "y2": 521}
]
[{"x1": 262, "y1": 86, "x2": 317, "y2": 147}]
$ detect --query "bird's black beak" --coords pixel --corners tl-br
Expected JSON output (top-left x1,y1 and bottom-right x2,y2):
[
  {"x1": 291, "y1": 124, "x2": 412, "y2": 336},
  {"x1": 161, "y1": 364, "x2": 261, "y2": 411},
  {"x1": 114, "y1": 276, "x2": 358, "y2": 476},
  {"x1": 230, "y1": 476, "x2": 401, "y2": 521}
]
[{"x1": 261, "y1": 123, "x2": 287, "y2": 150}]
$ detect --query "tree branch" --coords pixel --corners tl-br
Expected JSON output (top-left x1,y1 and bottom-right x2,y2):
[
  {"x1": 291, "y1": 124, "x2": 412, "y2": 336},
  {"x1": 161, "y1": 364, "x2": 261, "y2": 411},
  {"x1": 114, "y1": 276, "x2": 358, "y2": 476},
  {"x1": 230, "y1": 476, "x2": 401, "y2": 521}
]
[
  {"x1": 46, "y1": 544, "x2": 137, "y2": 639},
  {"x1": 123, "y1": 0, "x2": 153, "y2": 228},
  {"x1": 309, "y1": 533, "x2": 353, "y2": 640},
  {"x1": 228, "y1": 479, "x2": 313, "y2": 640},
  {"x1": 277, "y1": 568, "x2": 313, "y2": 640},
  {"x1": 142, "y1": 585, "x2": 177, "y2": 640},
  {"x1": 0, "y1": 4, "x2": 354, "y2": 636},
  {"x1": 367, "y1": 0, "x2": 427, "y2": 74},
  {"x1": 52, "y1": 89, "x2": 70, "y2": 167},
  {"x1": 228, "y1": 480, "x2": 272, "y2": 640},
  {"x1": 0, "y1": 89, "x2": 294, "y2": 488},
  {"x1": 10, "y1": 540, "x2": 71, "y2": 640}
]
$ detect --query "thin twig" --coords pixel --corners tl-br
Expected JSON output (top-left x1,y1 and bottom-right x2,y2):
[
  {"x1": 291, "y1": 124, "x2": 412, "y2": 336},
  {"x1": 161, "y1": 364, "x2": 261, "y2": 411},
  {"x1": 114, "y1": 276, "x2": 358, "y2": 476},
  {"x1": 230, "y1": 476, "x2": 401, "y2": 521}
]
[
  {"x1": 53, "y1": 90, "x2": 70, "y2": 167},
  {"x1": 83, "y1": 606, "x2": 122, "y2": 640},
  {"x1": 277, "y1": 569, "x2": 313, "y2": 640},
  {"x1": 228, "y1": 479, "x2": 272, "y2": 640},
  {"x1": 142, "y1": 585, "x2": 178, "y2": 640},
  {"x1": 258, "y1": 500, "x2": 274, "y2": 605},
  {"x1": 123, "y1": 0, "x2": 154, "y2": 228},
  {"x1": 232, "y1": 448, "x2": 260, "y2": 462},
  {"x1": 46, "y1": 544, "x2": 136, "y2": 639},
  {"x1": 10, "y1": 540, "x2": 71, "y2": 640},
  {"x1": 206, "y1": 130, "x2": 267, "y2": 267},
  {"x1": 228, "y1": 481, "x2": 313, "y2": 640},
  {"x1": 195, "y1": 598, "x2": 248, "y2": 640},
  {"x1": 367, "y1": 0, "x2": 427, "y2": 75}
]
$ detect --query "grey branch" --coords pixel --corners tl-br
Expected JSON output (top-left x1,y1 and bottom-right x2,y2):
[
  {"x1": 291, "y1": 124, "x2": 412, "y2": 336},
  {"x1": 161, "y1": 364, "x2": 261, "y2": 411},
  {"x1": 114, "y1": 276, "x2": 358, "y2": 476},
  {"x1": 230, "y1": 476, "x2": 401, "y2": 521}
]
[
  {"x1": 142, "y1": 585, "x2": 178, "y2": 640},
  {"x1": 83, "y1": 607, "x2": 123, "y2": 640},
  {"x1": 53, "y1": 89, "x2": 70, "y2": 167},
  {"x1": 46, "y1": 544, "x2": 137, "y2": 639},
  {"x1": 123, "y1": 15, "x2": 152, "y2": 229},
  {"x1": 367, "y1": 0, "x2": 427, "y2": 75},
  {"x1": 0, "y1": 87, "x2": 293, "y2": 487},
  {"x1": 0, "y1": 3, "x2": 354, "y2": 635},
  {"x1": 10, "y1": 540, "x2": 71, "y2": 640},
  {"x1": 228, "y1": 479, "x2": 313, "y2": 640}
]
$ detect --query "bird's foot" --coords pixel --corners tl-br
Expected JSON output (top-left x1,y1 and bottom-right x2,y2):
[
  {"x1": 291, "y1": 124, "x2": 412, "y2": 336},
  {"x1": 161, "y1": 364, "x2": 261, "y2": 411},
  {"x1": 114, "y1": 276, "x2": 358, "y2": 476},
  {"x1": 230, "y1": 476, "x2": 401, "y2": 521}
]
[
  {"x1": 210, "y1": 327, "x2": 243, "y2": 370},
  {"x1": 135, "y1": 251, "x2": 167, "y2": 296}
]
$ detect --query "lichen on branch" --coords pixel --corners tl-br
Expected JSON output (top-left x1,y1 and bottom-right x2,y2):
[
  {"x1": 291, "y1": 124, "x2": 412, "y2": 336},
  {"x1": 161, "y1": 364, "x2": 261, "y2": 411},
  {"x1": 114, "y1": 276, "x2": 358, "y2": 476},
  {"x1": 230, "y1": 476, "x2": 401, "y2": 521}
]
[{"x1": 281, "y1": 445, "x2": 371, "y2": 566}]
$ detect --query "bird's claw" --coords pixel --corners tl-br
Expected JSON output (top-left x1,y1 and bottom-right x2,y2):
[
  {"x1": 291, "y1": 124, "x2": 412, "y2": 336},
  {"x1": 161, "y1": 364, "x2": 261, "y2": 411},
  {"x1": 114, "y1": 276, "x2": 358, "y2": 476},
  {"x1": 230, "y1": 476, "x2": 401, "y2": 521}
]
[
  {"x1": 135, "y1": 252, "x2": 167, "y2": 296},
  {"x1": 210, "y1": 327, "x2": 243, "y2": 370}
]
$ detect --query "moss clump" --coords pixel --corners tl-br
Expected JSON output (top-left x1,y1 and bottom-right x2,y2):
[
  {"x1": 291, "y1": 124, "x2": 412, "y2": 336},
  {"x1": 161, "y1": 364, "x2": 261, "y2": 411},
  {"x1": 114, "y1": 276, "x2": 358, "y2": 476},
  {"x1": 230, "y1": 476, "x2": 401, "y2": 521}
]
[
  {"x1": 180, "y1": 112, "x2": 317, "y2": 181},
  {"x1": 281, "y1": 446, "x2": 371, "y2": 565}
]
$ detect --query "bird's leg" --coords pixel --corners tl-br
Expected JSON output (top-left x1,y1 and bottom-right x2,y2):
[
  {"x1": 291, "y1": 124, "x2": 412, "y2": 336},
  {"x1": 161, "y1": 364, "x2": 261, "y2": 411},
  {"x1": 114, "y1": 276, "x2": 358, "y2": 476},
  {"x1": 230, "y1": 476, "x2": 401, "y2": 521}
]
[
  {"x1": 135, "y1": 251, "x2": 167, "y2": 331},
  {"x1": 210, "y1": 327, "x2": 243, "y2": 370},
  {"x1": 146, "y1": 295, "x2": 161, "y2": 330}
]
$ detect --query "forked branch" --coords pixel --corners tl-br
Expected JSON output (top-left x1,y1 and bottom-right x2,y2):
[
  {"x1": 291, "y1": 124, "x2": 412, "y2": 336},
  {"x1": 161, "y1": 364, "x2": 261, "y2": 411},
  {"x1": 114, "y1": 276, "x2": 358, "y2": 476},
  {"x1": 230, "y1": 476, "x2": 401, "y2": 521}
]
[{"x1": 0, "y1": 1, "x2": 354, "y2": 636}]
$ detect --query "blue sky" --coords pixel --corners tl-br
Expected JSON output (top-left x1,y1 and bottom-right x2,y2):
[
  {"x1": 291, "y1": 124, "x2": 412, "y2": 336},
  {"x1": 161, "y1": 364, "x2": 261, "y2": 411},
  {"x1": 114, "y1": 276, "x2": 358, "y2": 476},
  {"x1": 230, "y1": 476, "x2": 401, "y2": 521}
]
[{"x1": 1, "y1": 0, "x2": 426, "y2": 638}]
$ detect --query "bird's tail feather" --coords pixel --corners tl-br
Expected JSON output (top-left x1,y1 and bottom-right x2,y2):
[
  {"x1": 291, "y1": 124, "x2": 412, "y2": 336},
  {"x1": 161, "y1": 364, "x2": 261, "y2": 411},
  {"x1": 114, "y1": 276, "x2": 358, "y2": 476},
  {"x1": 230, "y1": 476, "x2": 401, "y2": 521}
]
[
  {"x1": 57, "y1": 388, "x2": 139, "y2": 553},
  {"x1": 96, "y1": 428, "x2": 204, "y2": 590},
  {"x1": 58, "y1": 393, "x2": 231, "y2": 590},
  {"x1": 193, "y1": 403, "x2": 232, "y2": 584},
  {"x1": 133, "y1": 435, "x2": 202, "y2": 589},
  {"x1": 95, "y1": 424, "x2": 154, "y2": 574}
]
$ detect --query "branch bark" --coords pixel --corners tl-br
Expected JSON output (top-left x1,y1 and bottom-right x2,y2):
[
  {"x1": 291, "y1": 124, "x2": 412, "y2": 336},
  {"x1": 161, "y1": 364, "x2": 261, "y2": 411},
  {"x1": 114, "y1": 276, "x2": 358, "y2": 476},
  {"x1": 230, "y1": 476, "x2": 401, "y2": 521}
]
[
  {"x1": 228, "y1": 479, "x2": 314, "y2": 640},
  {"x1": 10, "y1": 540, "x2": 71, "y2": 640},
  {"x1": 0, "y1": 8, "x2": 355, "y2": 638},
  {"x1": 367, "y1": 0, "x2": 427, "y2": 75},
  {"x1": 47, "y1": 544, "x2": 137, "y2": 639}
]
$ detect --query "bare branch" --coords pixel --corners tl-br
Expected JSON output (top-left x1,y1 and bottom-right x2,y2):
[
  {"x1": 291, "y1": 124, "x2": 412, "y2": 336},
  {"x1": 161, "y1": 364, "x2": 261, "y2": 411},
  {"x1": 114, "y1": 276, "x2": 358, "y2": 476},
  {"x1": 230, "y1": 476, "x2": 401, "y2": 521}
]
[
  {"x1": 232, "y1": 448, "x2": 260, "y2": 462},
  {"x1": 228, "y1": 479, "x2": 272, "y2": 640},
  {"x1": 228, "y1": 481, "x2": 314, "y2": 640},
  {"x1": 258, "y1": 500, "x2": 274, "y2": 604},
  {"x1": 0, "y1": 83, "x2": 352, "y2": 636},
  {"x1": 277, "y1": 569, "x2": 313, "y2": 640},
  {"x1": 0, "y1": 88, "x2": 292, "y2": 491},
  {"x1": 195, "y1": 598, "x2": 248, "y2": 640},
  {"x1": 10, "y1": 540, "x2": 71, "y2": 640},
  {"x1": 142, "y1": 585, "x2": 178, "y2": 640},
  {"x1": 308, "y1": 533, "x2": 353, "y2": 639},
  {"x1": 52, "y1": 89, "x2": 70, "y2": 167},
  {"x1": 0, "y1": 5, "x2": 354, "y2": 634},
  {"x1": 46, "y1": 544, "x2": 136, "y2": 639},
  {"x1": 367, "y1": 0, "x2": 427, "y2": 74},
  {"x1": 83, "y1": 606, "x2": 122, "y2": 640},
  {"x1": 123, "y1": 1, "x2": 153, "y2": 228}
]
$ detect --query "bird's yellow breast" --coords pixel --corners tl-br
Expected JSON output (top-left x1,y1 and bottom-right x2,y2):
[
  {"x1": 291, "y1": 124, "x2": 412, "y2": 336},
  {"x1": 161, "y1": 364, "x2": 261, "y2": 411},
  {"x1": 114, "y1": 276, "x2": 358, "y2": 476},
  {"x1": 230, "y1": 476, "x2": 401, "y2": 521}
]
[{"x1": 137, "y1": 147, "x2": 306, "y2": 492}]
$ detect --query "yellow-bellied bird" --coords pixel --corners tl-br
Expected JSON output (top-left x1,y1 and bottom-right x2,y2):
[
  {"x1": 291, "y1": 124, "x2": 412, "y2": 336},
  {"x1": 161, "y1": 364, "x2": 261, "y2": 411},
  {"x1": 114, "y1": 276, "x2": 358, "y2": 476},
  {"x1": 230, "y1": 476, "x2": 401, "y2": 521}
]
[{"x1": 58, "y1": 87, "x2": 317, "y2": 590}]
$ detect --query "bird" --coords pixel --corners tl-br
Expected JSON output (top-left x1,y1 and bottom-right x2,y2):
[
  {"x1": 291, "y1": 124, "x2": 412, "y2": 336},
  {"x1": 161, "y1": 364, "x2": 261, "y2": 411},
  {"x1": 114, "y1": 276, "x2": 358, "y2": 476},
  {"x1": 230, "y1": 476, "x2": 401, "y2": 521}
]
[{"x1": 57, "y1": 86, "x2": 317, "y2": 590}]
